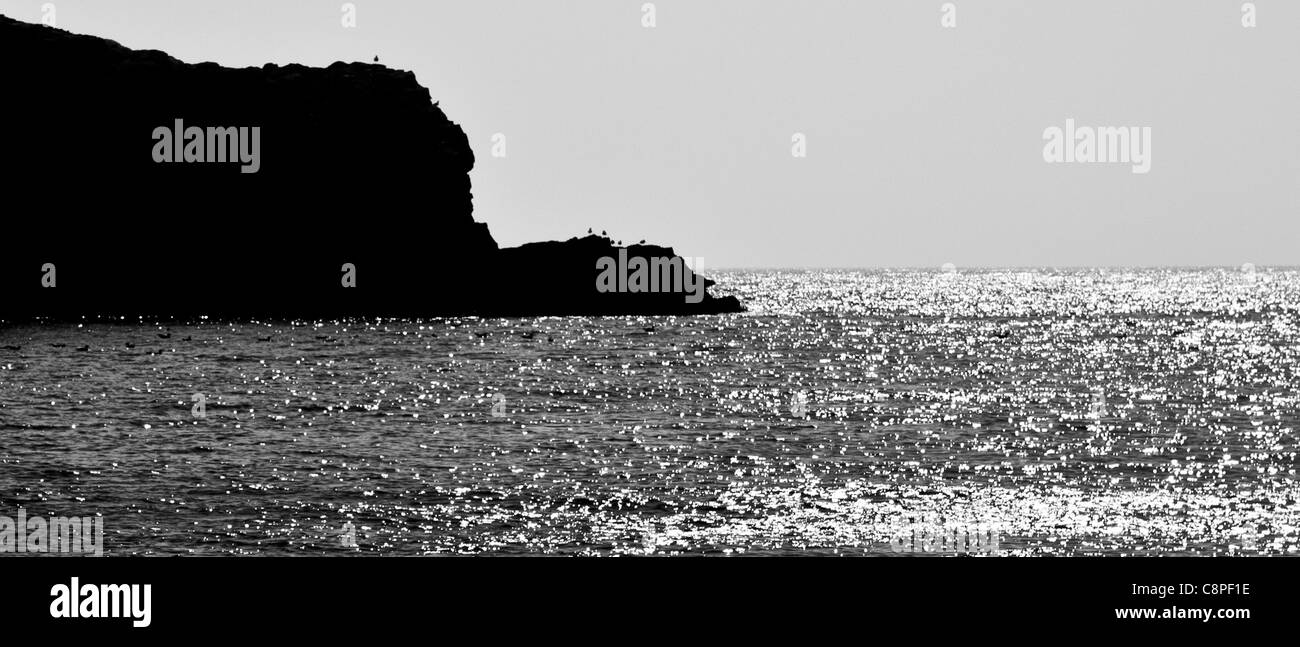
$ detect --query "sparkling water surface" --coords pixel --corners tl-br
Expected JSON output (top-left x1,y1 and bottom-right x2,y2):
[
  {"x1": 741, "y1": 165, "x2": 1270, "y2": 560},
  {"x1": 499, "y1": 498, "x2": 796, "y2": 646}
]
[{"x1": 1, "y1": 268, "x2": 1297, "y2": 555}]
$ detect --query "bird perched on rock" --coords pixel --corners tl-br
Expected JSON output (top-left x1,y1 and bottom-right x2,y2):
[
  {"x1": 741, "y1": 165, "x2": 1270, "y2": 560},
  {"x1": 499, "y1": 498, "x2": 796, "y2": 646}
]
[
  {"x1": 638, "y1": 239, "x2": 646, "y2": 244},
  {"x1": 373, "y1": 55, "x2": 379, "y2": 62},
  {"x1": 601, "y1": 230, "x2": 607, "y2": 237},
  {"x1": 587, "y1": 228, "x2": 593, "y2": 234}
]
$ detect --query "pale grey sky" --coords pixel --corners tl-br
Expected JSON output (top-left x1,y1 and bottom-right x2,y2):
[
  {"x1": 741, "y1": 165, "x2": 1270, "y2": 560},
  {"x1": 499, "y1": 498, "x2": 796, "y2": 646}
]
[{"x1": 5, "y1": 1, "x2": 1296, "y2": 268}]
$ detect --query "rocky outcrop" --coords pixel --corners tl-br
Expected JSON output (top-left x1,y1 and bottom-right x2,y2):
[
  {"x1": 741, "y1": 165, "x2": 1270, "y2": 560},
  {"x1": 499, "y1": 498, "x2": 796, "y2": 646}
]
[{"x1": 0, "y1": 14, "x2": 742, "y2": 319}]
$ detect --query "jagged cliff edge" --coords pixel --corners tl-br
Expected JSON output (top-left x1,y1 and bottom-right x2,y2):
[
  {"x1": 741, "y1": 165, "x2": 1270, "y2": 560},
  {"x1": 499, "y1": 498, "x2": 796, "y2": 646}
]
[{"x1": 0, "y1": 14, "x2": 743, "y2": 319}]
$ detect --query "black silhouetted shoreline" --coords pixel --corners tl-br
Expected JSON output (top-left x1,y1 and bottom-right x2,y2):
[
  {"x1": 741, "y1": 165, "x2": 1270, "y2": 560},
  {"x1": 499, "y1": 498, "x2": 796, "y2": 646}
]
[{"x1": 0, "y1": 15, "x2": 743, "y2": 320}]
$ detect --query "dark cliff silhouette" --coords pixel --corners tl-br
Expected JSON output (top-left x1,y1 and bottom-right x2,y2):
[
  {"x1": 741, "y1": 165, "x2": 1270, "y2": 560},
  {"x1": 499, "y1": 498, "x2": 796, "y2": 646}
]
[{"x1": 0, "y1": 15, "x2": 743, "y2": 319}]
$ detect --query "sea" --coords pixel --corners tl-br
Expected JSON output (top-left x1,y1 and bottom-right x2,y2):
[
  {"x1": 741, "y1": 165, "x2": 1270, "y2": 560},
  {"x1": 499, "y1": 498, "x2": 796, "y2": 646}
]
[{"x1": 1, "y1": 267, "x2": 1297, "y2": 556}]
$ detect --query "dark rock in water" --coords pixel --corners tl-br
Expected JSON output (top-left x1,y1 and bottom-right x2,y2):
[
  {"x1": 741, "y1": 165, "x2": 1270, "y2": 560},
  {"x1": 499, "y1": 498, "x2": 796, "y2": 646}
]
[
  {"x1": 495, "y1": 235, "x2": 737, "y2": 316},
  {"x1": 0, "y1": 15, "x2": 743, "y2": 320}
]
